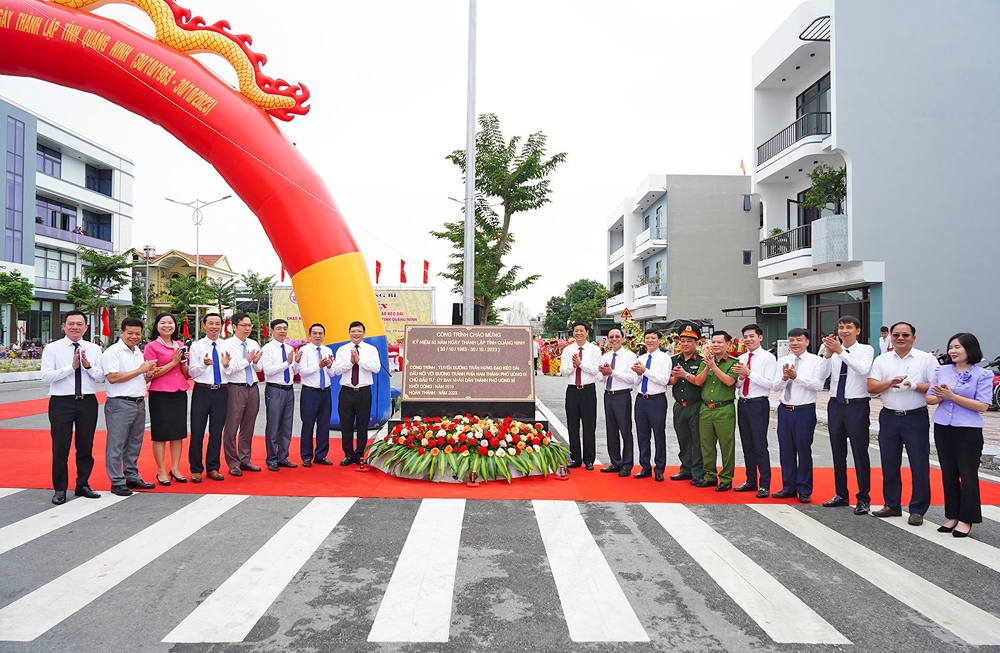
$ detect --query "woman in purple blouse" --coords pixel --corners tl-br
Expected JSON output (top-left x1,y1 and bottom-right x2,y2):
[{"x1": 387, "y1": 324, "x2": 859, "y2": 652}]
[
  {"x1": 926, "y1": 332, "x2": 993, "y2": 538},
  {"x1": 144, "y1": 313, "x2": 190, "y2": 485}
]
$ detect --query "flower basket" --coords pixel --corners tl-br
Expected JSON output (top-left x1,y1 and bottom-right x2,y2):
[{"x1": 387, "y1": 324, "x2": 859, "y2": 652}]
[{"x1": 366, "y1": 415, "x2": 571, "y2": 483}]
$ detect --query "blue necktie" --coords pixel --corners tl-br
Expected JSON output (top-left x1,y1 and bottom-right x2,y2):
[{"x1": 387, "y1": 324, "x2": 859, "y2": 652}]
[
  {"x1": 641, "y1": 353, "x2": 652, "y2": 394},
  {"x1": 211, "y1": 341, "x2": 221, "y2": 385},
  {"x1": 281, "y1": 344, "x2": 290, "y2": 383},
  {"x1": 318, "y1": 346, "x2": 326, "y2": 390},
  {"x1": 836, "y1": 349, "x2": 849, "y2": 402},
  {"x1": 243, "y1": 341, "x2": 254, "y2": 385},
  {"x1": 605, "y1": 352, "x2": 616, "y2": 390}
]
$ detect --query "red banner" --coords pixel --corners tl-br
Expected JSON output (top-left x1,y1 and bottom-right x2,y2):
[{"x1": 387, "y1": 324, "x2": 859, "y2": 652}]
[
  {"x1": 400, "y1": 260, "x2": 406, "y2": 284},
  {"x1": 423, "y1": 260, "x2": 429, "y2": 284}
]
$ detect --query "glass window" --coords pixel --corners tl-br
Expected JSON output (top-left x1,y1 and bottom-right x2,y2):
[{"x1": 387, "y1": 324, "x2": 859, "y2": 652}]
[
  {"x1": 82, "y1": 209, "x2": 112, "y2": 241},
  {"x1": 35, "y1": 196, "x2": 77, "y2": 231},
  {"x1": 5, "y1": 117, "x2": 25, "y2": 264},
  {"x1": 743, "y1": 250, "x2": 752, "y2": 265},
  {"x1": 796, "y1": 73, "x2": 831, "y2": 118},
  {"x1": 35, "y1": 143, "x2": 61, "y2": 177},
  {"x1": 85, "y1": 164, "x2": 113, "y2": 197}
]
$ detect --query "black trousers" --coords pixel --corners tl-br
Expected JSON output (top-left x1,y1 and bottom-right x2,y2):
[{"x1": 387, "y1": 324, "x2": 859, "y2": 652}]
[
  {"x1": 635, "y1": 394, "x2": 667, "y2": 473},
  {"x1": 603, "y1": 390, "x2": 633, "y2": 470},
  {"x1": 877, "y1": 408, "x2": 930, "y2": 514},
  {"x1": 736, "y1": 397, "x2": 771, "y2": 490},
  {"x1": 300, "y1": 386, "x2": 331, "y2": 462},
  {"x1": 827, "y1": 399, "x2": 871, "y2": 503},
  {"x1": 934, "y1": 424, "x2": 983, "y2": 523},
  {"x1": 565, "y1": 384, "x2": 597, "y2": 465},
  {"x1": 48, "y1": 395, "x2": 98, "y2": 491},
  {"x1": 339, "y1": 385, "x2": 372, "y2": 459},
  {"x1": 189, "y1": 385, "x2": 228, "y2": 473}
]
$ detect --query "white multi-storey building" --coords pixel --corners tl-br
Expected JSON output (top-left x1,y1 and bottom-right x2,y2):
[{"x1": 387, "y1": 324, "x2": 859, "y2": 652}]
[
  {"x1": 752, "y1": 0, "x2": 1000, "y2": 353},
  {"x1": 1, "y1": 98, "x2": 133, "y2": 345}
]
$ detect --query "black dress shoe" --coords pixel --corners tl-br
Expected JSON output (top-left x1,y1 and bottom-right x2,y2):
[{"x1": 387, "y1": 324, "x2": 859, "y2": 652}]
[
  {"x1": 126, "y1": 479, "x2": 155, "y2": 490},
  {"x1": 52, "y1": 491, "x2": 66, "y2": 505},
  {"x1": 654, "y1": 471, "x2": 664, "y2": 482},
  {"x1": 585, "y1": 463, "x2": 594, "y2": 471},
  {"x1": 771, "y1": 489, "x2": 797, "y2": 499},
  {"x1": 315, "y1": 458, "x2": 334, "y2": 466},
  {"x1": 854, "y1": 502, "x2": 870, "y2": 515},
  {"x1": 340, "y1": 457, "x2": 353, "y2": 466},
  {"x1": 733, "y1": 482, "x2": 757, "y2": 493},
  {"x1": 937, "y1": 524, "x2": 955, "y2": 533},
  {"x1": 567, "y1": 461, "x2": 583, "y2": 469},
  {"x1": 110, "y1": 485, "x2": 133, "y2": 497},
  {"x1": 953, "y1": 526, "x2": 971, "y2": 538},
  {"x1": 822, "y1": 495, "x2": 849, "y2": 508},
  {"x1": 618, "y1": 469, "x2": 631, "y2": 478},
  {"x1": 716, "y1": 482, "x2": 732, "y2": 492},
  {"x1": 756, "y1": 488, "x2": 769, "y2": 499},
  {"x1": 599, "y1": 465, "x2": 621, "y2": 473},
  {"x1": 75, "y1": 485, "x2": 100, "y2": 499},
  {"x1": 240, "y1": 463, "x2": 262, "y2": 472},
  {"x1": 302, "y1": 459, "x2": 313, "y2": 468},
  {"x1": 267, "y1": 463, "x2": 280, "y2": 471},
  {"x1": 277, "y1": 459, "x2": 298, "y2": 468},
  {"x1": 798, "y1": 494, "x2": 811, "y2": 503},
  {"x1": 229, "y1": 468, "x2": 243, "y2": 477},
  {"x1": 634, "y1": 469, "x2": 652, "y2": 479},
  {"x1": 669, "y1": 472, "x2": 693, "y2": 481},
  {"x1": 692, "y1": 478, "x2": 718, "y2": 488}
]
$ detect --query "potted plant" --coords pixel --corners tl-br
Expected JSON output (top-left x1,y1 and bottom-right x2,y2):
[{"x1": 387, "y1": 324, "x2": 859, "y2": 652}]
[
  {"x1": 610, "y1": 280, "x2": 624, "y2": 296},
  {"x1": 802, "y1": 163, "x2": 846, "y2": 214}
]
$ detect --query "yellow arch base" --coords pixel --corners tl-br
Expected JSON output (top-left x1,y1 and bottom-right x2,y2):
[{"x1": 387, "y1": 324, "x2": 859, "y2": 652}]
[{"x1": 291, "y1": 253, "x2": 386, "y2": 341}]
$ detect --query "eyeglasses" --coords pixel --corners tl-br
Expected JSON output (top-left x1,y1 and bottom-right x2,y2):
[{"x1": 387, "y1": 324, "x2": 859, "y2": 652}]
[
  {"x1": 237, "y1": 322, "x2": 253, "y2": 328},
  {"x1": 890, "y1": 333, "x2": 913, "y2": 339}
]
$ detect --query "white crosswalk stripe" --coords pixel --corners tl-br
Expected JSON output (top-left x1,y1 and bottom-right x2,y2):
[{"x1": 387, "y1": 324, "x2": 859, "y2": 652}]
[
  {"x1": 0, "y1": 494, "x2": 245, "y2": 641},
  {"x1": 0, "y1": 488, "x2": 22, "y2": 499},
  {"x1": 890, "y1": 511, "x2": 1000, "y2": 571},
  {"x1": 752, "y1": 504, "x2": 1000, "y2": 646},
  {"x1": 163, "y1": 497, "x2": 356, "y2": 643},
  {"x1": 533, "y1": 499, "x2": 648, "y2": 642},
  {"x1": 643, "y1": 503, "x2": 849, "y2": 645},
  {"x1": 982, "y1": 505, "x2": 1000, "y2": 523},
  {"x1": 368, "y1": 498, "x2": 466, "y2": 642},
  {"x1": 0, "y1": 494, "x2": 129, "y2": 556}
]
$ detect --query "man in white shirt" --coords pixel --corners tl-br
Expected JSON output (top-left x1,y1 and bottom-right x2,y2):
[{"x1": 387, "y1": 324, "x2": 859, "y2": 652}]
[
  {"x1": 597, "y1": 327, "x2": 637, "y2": 476},
  {"x1": 187, "y1": 312, "x2": 233, "y2": 482},
  {"x1": 40, "y1": 310, "x2": 105, "y2": 505},
  {"x1": 771, "y1": 328, "x2": 829, "y2": 503},
  {"x1": 878, "y1": 326, "x2": 891, "y2": 356},
  {"x1": 260, "y1": 319, "x2": 298, "y2": 472},
  {"x1": 222, "y1": 312, "x2": 264, "y2": 477},
  {"x1": 630, "y1": 329, "x2": 672, "y2": 481},
  {"x1": 867, "y1": 321, "x2": 938, "y2": 525},
  {"x1": 561, "y1": 321, "x2": 602, "y2": 470},
  {"x1": 102, "y1": 317, "x2": 157, "y2": 496},
  {"x1": 296, "y1": 322, "x2": 334, "y2": 470},
  {"x1": 732, "y1": 323, "x2": 778, "y2": 498},
  {"x1": 333, "y1": 320, "x2": 382, "y2": 465},
  {"x1": 820, "y1": 316, "x2": 875, "y2": 515}
]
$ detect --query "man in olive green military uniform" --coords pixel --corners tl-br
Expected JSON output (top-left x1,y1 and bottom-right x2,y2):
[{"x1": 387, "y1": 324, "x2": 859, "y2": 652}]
[
  {"x1": 668, "y1": 325, "x2": 704, "y2": 483},
  {"x1": 692, "y1": 331, "x2": 739, "y2": 491}
]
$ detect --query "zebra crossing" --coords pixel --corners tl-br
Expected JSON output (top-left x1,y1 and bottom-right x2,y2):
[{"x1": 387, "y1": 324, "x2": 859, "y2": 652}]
[{"x1": 1, "y1": 490, "x2": 999, "y2": 652}]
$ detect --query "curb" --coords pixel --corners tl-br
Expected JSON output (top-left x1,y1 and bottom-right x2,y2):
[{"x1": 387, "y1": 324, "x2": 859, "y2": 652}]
[{"x1": 0, "y1": 371, "x2": 42, "y2": 383}]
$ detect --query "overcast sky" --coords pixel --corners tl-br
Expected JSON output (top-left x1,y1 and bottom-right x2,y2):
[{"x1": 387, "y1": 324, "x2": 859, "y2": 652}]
[{"x1": 1, "y1": 0, "x2": 803, "y2": 324}]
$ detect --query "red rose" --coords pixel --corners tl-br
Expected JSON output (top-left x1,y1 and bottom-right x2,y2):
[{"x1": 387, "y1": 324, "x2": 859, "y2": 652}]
[
  {"x1": 534, "y1": 422, "x2": 543, "y2": 430},
  {"x1": 503, "y1": 417, "x2": 513, "y2": 426},
  {"x1": 477, "y1": 446, "x2": 488, "y2": 455},
  {"x1": 409, "y1": 443, "x2": 415, "y2": 449},
  {"x1": 458, "y1": 434, "x2": 467, "y2": 443},
  {"x1": 512, "y1": 435, "x2": 521, "y2": 444},
  {"x1": 533, "y1": 437, "x2": 541, "y2": 446},
  {"x1": 436, "y1": 436, "x2": 446, "y2": 446},
  {"x1": 418, "y1": 447, "x2": 426, "y2": 455},
  {"x1": 489, "y1": 438, "x2": 500, "y2": 448}
]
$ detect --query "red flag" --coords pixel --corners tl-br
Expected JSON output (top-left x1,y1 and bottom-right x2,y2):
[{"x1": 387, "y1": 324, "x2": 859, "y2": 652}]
[
  {"x1": 423, "y1": 260, "x2": 429, "y2": 284},
  {"x1": 280, "y1": 267, "x2": 285, "y2": 282},
  {"x1": 375, "y1": 260, "x2": 381, "y2": 285},
  {"x1": 740, "y1": 159, "x2": 746, "y2": 176},
  {"x1": 400, "y1": 260, "x2": 406, "y2": 284},
  {"x1": 224, "y1": 318, "x2": 231, "y2": 338},
  {"x1": 262, "y1": 322, "x2": 269, "y2": 340},
  {"x1": 182, "y1": 316, "x2": 191, "y2": 340},
  {"x1": 100, "y1": 307, "x2": 111, "y2": 337}
]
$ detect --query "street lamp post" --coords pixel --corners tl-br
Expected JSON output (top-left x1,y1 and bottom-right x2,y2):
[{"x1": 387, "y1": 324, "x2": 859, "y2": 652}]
[
  {"x1": 463, "y1": 0, "x2": 477, "y2": 325},
  {"x1": 165, "y1": 195, "x2": 231, "y2": 336},
  {"x1": 142, "y1": 245, "x2": 154, "y2": 323}
]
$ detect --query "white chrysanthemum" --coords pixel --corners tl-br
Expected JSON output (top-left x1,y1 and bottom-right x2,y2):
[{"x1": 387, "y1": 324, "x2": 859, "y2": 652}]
[
  {"x1": 496, "y1": 449, "x2": 506, "y2": 458},
  {"x1": 420, "y1": 438, "x2": 428, "y2": 446},
  {"x1": 508, "y1": 447, "x2": 517, "y2": 455}
]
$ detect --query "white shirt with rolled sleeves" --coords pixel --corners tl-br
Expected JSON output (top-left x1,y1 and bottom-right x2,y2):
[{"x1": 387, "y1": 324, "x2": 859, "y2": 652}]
[
  {"x1": 868, "y1": 348, "x2": 938, "y2": 411},
  {"x1": 40, "y1": 337, "x2": 105, "y2": 396},
  {"x1": 736, "y1": 347, "x2": 778, "y2": 399},
  {"x1": 298, "y1": 343, "x2": 334, "y2": 389},
  {"x1": 825, "y1": 343, "x2": 875, "y2": 399},
  {"x1": 100, "y1": 340, "x2": 148, "y2": 398},
  {"x1": 773, "y1": 352, "x2": 829, "y2": 405},
  {"x1": 187, "y1": 336, "x2": 234, "y2": 385},
  {"x1": 222, "y1": 336, "x2": 263, "y2": 384},
  {"x1": 560, "y1": 342, "x2": 602, "y2": 386},
  {"x1": 633, "y1": 349, "x2": 672, "y2": 395},
  {"x1": 260, "y1": 339, "x2": 298, "y2": 384},
  {"x1": 332, "y1": 341, "x2": 381, "y2": 387},
  {"x1": 600, "y1": 347, "x2": 638, "y2": 392}
]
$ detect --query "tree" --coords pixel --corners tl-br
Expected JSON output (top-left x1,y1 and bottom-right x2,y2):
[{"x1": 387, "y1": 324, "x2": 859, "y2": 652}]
[
  {"x1": 164, "y1": 276, "x2": 209, "y2": 316},
  {"x1": 0, "y1": 268, "x2": 34, "y2": 338},
  {"x1": 439, "y1": 113, "x2": 567, "y2": 324},
  {"x1": 802, "y1": 163, "x2": 846, "y2": 213},
  {"x1": 543, "y1": 295, "x2": 571, "y2": 335},
  {"x1": 69, "y1": 247, "x2": 135, "y2": 329},
  {"x1": 544, "y1": 279, "x2": 607, "y2": 334},
  {"x1": 240, "y1": 270, "x2": 275, "y2": 341},
  {"x1": 66, "y1": 278, "x2": 100, "y2": 319},
  {"x1": 431, "y1": 198, "x2": 538, "y2": 325},
  {"x1": 127, "y1": 283, "x2": 146, "y2": 319},
  {"x1": 205, "y1": 277, "x2": 237, "y2": 315}
]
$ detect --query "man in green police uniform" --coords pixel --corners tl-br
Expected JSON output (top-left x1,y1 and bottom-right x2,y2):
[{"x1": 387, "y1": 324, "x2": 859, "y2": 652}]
[
  {"x1": 692, "y1": 331, "x2": 739, "y2": 491},
  {"x1": 668, "y1": 325, "x2": 704, "y2": 483}
]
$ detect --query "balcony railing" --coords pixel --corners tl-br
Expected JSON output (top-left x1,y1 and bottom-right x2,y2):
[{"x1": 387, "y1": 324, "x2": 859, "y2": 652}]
[
  {"x1": 609, "y1": 245, "x2": 625, "y2": 266},
  {"x1": 760, "y1": 223, "x2": 812, "y2": 260},
  {"x1": 35, "y1": 277, "x2": 72, "y2": 291},
  {"x1": 633, "y1": 282, "x2": 665, "y2": 301},
  {"x1": 756, "y1": 112, "x2": 831, "y2": 165},
  {"x1": 35, "y1": 223, "x2": 114, "y2": 250},
  {"x1": 632, "y1": 227, "x2": 666, "y2": 252},
  {"x1": 606, "y1": 292, "x2": 625, "y2": 311}
]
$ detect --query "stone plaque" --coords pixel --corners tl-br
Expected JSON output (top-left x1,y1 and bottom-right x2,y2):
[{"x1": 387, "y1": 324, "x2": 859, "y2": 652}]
[{"x1": 402, "y1": 325, "x2": 535, "y2": 405}]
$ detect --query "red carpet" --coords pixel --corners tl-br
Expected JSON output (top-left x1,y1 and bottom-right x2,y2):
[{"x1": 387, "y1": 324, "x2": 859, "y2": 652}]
[
  {"x1": 2, "y1": 428, "x2": 998, "y2": 504},
  {"x1": 0, "y1": 393, "x2": 108, "y2": 420}
]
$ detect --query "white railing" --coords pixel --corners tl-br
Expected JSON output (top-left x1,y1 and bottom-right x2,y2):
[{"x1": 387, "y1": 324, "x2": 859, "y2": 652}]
[{"x1": 607, "y1": 292, "x2": 625, "y2": 311}]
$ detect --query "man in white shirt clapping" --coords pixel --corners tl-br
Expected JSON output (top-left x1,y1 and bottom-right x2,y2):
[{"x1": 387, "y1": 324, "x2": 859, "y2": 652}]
[
  {"x1": 333, "y1": 320, "x2": 381, "y2": 465},
  {"x1": 597, "y1": 328, "x2": 637, "y2": 476},
  {"x1": 222, "y1": 313, "x2": 263, "y2": 477}
]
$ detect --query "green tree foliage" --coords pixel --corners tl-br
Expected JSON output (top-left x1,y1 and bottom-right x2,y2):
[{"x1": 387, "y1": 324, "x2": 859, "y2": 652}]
[
  {"x1": 164, "y1": 276, "x2": 209, "y2": 316},
  {"x1": 205, "y1": 277, "x2": 237, "y2": 315},
  {"x1": 127, "y1": 284, "x2": 146, "y2": 319},
  {"x1": 802, "y1": 164, "x2": 846, "y2": 213},
  {"x1": 543, "y1": 295, "x2": 571, "y2": 335},
  {"x1": 66, "y1": 278, "x2": 99, "y2": 317},
  {"x1": 0, "y1": 268, "x2": 34, "y2": 335},
  {"x1": 544, "y1": 279, "x2": 607, "y2": 334},
  {"x1": 76, "y1": 247, "x2": 134, "y2": 311},
  {"x1": 439, "y1": 113, "x2": 567, "y2": 324},
  {"x1": 240, "y1": 271, "x2": 275, "y2": 341}
]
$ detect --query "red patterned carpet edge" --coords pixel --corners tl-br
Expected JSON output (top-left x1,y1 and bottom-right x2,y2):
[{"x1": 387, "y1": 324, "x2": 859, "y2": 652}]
[
  {"x1": 0, "y1": 393, "x2": 108, "y2": 420},
  {"x1": 1, "y1": 428, "x2": 998, "y2": 504}
]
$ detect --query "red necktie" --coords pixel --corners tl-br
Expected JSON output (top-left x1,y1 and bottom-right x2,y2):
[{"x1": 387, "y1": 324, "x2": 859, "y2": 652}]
[
  {"x1": 742, "y1": 351, "x2": 753, "y2": 397},
  {"x1": 575, "y1": 345, "x2": 584, "y2": 385}
]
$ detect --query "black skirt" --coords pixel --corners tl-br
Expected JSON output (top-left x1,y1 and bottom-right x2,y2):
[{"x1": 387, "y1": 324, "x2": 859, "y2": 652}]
[{"x1": 149, "y1": 390, "x2": 188, "y2": 442}]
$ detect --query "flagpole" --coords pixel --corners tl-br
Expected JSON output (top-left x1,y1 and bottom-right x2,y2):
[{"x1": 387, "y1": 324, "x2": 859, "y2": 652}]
[{"x1": 462, "y1": 0, "x2": 477, "y2": 325}]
